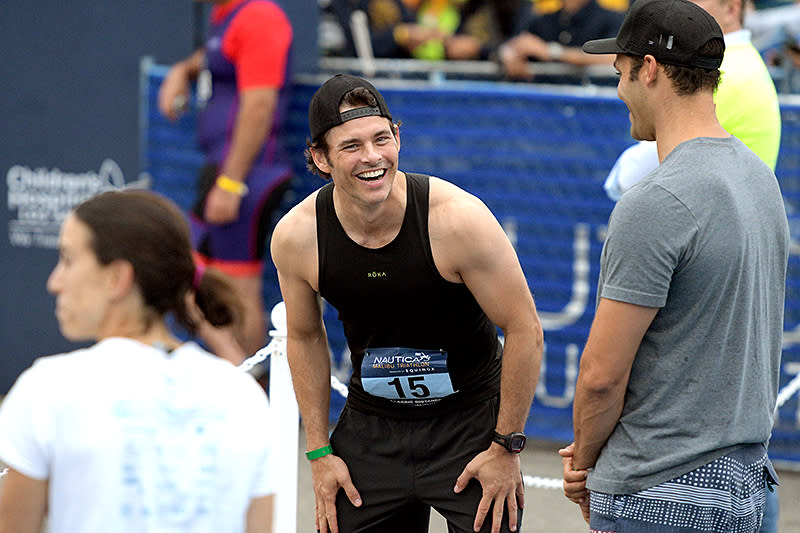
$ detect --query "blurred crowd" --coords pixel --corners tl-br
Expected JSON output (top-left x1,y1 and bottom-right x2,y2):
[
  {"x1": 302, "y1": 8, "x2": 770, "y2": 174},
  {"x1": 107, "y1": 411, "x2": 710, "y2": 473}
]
[
  {"x1": 747, "y1": 0, "x2": 800, "y2": 72},
  {"x1": 317, "y1": 0, "x2": 800, "y2": 85}
]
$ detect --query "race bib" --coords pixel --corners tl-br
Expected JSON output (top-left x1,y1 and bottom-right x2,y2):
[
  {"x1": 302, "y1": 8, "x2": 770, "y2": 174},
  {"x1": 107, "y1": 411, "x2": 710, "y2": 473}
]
[{"x1": 361, "y1": 347, "x2": 456, "y2": 405}]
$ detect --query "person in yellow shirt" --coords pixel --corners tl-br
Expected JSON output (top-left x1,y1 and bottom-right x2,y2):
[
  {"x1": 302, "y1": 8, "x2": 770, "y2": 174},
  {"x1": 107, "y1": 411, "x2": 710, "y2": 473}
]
[
  {"x1": 393, "y1": 0, "x2": 463, "y2": 59},
  {"x1": 603, "y1": 0, "x2": 781, "y2": 200}
]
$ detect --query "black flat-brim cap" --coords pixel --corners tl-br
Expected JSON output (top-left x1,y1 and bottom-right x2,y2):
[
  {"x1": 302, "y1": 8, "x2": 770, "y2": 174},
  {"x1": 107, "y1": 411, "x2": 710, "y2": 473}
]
[
  {"x1": 308, "y1": 74, "x2": 393, "y2": 141},
  {"x1": 583, "y1": 0, "x2": 724, "y2": 69}
]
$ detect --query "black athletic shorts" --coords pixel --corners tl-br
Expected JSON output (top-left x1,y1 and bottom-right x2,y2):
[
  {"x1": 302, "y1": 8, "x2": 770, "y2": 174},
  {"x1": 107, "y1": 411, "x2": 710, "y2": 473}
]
[{"x1": 329, "y1": 395, "x2": 524, "y2": 532}]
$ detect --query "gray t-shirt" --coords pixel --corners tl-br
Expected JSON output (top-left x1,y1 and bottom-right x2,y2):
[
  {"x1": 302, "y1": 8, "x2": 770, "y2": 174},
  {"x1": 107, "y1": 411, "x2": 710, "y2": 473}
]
[{"x1": 587, "y1": 137, "x2": 789, "y2": 494}]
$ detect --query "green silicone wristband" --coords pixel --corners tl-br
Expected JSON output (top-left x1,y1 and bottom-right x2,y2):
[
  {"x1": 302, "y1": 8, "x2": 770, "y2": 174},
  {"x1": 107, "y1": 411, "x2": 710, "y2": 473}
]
[{"x1": 305, "y1": 445, "x2": 333, "y2": 461}]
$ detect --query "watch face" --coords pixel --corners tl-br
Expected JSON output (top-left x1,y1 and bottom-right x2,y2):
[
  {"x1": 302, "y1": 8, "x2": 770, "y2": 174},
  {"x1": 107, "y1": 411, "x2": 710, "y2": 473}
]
[{"x1": 510, "y1": 434, "x2": 526, "y2": 452}]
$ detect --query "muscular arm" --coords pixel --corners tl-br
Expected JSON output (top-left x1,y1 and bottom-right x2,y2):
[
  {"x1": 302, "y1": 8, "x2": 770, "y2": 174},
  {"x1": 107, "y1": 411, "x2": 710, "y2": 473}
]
[
  {"x1": 157, "y1": 48, "x2": 205, "y2": 121},
  {"x1": 431, "y1": 180, "x2": 543, "y2": 433},
  {"x1": 431, "y1": 179, "x2": 543, "y2": 533},
  {"x1": 271, "y1": 201, "x2": 331, "y2": 452},
  {"x1": 282, "y1": 287, "x2": 331, "y2": 453},
  {"x1": 270, "y1": 199, "x2": 361, "y2": 533},
  {"x1": 479, "y1": 248, "x2": 542, "y2": 440},
  {"x1": 204, "y1": 87, "x2": 279, "y2": 224},
  {"x1": 572, "y1": 298, "x2": 657, "y2": 470},
  {"x1": 500, "y1": 32, "x2": 614, "y2": 80},
  {"x1": 0, "y1": 468, "x2": 47, "y2": 533},
  {"x1": 220, "y1": 87, "x2": 278, "y2": 183}
]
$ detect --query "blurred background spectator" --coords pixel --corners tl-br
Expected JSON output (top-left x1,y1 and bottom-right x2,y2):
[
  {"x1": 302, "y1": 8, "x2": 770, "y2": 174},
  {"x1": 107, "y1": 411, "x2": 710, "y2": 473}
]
[
  {"x1": 320, "y1": 0, "x2": 418, "y2": 58},
  {"x1": 392, "y1": 0, "x2": 464, "y2": 59},
  {"x1": 498, "y1": 0, "x2": 625, "y2": 81},
  {"x1": 157, "y1": 0, "x2": 294, "y2": 364},
  {"x1": 320, "y1": 0, "x2": 632, "y2": 68},
  {"x1": 745, "y1": 0, "x2": 800, "y2": 71},
  {"x1": 444, "y1": 0, "x2": 529, "y2": 60},
  {"x1": 604, "y1": 0, "x2": 782, "y2": 203}
]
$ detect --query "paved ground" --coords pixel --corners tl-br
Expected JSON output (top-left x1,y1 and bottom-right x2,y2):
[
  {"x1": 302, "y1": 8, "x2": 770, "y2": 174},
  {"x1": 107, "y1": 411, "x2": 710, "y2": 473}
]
[{"x1": 296, "y1": 432, "x2": 800, "y2": 532}]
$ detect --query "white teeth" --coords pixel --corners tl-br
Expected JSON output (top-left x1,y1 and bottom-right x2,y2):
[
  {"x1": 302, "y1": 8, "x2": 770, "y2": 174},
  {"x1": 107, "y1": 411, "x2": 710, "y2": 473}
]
[{"x1": 358, "y1": 169, "x2": 384, "y2": 179}]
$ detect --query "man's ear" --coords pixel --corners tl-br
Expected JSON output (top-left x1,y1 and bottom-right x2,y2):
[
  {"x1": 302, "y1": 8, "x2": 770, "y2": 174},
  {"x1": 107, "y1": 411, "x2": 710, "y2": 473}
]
[
  {"x1": 310, "y1": 146, "x2": 331, "y2": 175},
  {"x1": 642, "y1": 54, "x2": 659, "y2": 86}
]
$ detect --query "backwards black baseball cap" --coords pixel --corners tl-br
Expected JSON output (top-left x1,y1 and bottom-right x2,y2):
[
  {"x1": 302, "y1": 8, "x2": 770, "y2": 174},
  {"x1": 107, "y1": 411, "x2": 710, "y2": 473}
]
[
  {"x1": 583, "y1": 0, "x2": 724, "y2": 69},
  {"x1": 308, "y1": 74, "x2": 393, "y2": 141}
]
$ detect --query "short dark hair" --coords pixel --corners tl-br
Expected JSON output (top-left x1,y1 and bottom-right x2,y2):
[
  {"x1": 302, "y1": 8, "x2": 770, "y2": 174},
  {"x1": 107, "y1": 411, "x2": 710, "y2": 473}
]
[
  {"x1": 627, "y1": 38, "x2": 724, "y2": 95},
  {"x1": 305, "y1": 87, "x2": 399, "y2": 180}
]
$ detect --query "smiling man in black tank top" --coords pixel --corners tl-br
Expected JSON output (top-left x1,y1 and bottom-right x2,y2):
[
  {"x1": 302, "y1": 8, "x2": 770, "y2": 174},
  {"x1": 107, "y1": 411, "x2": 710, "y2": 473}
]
[{"x1": 270, "y1": 74, "x2": 544, "y2": 533}]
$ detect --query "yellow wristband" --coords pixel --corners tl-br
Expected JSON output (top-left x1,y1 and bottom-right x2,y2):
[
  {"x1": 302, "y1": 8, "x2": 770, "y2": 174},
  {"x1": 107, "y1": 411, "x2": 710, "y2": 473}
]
[{"x1": 215, "y1": 175, "x2": 249, "y2": 196}]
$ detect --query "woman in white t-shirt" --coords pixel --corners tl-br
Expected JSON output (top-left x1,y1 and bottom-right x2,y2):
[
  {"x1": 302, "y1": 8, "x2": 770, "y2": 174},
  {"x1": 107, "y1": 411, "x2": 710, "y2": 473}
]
[{"x1": 0, "y1": 189, "x2": 276, "y2": 533}]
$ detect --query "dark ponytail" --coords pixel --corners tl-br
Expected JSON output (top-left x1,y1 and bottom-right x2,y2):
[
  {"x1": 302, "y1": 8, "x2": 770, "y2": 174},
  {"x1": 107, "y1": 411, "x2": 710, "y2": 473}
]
[{"x1": 191, "y1": 266, "x2": 243, "y2": 330}]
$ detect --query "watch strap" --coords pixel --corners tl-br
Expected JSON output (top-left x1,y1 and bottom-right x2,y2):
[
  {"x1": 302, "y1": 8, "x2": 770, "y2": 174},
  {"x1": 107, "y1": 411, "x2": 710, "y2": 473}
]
[{"x1": 492, "y1": 430, "x2": 526, "y2": 453}]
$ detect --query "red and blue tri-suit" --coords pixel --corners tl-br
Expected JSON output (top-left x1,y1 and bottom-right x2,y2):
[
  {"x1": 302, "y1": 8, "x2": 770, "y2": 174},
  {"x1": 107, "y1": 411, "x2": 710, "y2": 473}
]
[{"x1": 193, "y1": 0, "x2": 293, "y2": 277}]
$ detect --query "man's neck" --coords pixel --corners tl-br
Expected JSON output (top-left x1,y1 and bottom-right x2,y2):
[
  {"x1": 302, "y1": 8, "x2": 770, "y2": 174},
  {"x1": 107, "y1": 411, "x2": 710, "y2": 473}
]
[
  {"x1": 332, "y1": 172, "x2": 408, "y2": 249},
  {"x1": 655, "y1": 94, "x2": 729, "y2": 162}
]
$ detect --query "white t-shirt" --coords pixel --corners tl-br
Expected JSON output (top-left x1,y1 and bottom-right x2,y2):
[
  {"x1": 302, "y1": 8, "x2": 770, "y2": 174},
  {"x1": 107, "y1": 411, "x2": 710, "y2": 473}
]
[{"x1": 0, "y1": 338, "x2": 276, "y2": 533}]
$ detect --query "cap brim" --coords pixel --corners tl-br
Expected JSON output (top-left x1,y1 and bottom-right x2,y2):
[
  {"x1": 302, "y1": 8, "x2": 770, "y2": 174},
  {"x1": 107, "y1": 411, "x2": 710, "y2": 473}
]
[{"x1": 582, "y1": 37, "x2": 624, "y2": 55}]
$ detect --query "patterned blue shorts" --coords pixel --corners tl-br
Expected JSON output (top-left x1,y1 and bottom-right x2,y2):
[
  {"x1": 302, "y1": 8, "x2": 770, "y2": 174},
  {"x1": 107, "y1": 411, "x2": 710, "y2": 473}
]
[{"x1": 589, "y1": 445, "x2": 778, "y2": 533}]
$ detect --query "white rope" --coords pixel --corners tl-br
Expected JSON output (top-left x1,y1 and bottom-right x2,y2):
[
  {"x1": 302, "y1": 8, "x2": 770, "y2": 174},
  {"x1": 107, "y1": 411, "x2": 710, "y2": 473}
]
[
  {"x1": 775, "y1": 371, "x2": 800, "y2": 417},
  {"x1": 237, "y1": 338, "x2": 276, "y2": 374},
  {"x1": 331, "y1": 374, "x2": 350, "y2": 398},
  {"x1": 524, "y1": 474, "x2": 563, "y2": 490}
]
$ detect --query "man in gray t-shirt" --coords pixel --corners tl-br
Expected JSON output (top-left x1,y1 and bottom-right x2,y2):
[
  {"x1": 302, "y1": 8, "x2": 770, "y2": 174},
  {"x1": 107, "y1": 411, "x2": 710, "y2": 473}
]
[
  {"x1": 594, "y1": 136, "x2": 786, "y2": 492},
  {"x1": 560, "y1": 0, "x2": 790, "y2": 531}
]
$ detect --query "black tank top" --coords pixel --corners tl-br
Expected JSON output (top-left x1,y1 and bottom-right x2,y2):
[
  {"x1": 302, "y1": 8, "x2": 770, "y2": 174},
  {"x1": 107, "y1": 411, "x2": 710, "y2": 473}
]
[{"x1": 316, "y1": 173, "x2": 502, "y2": 418}]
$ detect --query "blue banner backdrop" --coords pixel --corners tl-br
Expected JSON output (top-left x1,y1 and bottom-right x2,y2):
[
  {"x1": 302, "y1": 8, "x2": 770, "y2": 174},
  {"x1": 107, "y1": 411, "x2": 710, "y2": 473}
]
[
  {"x1": 0, "y1": 0, "x2": 319, "y2": 395},
  {"x1": 141, "y1": 66, "x2": 800, "y2": 466}
]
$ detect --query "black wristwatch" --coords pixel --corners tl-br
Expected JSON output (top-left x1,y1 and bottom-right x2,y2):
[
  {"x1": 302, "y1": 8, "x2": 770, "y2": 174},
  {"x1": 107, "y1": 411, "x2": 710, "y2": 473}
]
[{"x1": 492, "y1": 430, "x2": 527, "y2": 453}]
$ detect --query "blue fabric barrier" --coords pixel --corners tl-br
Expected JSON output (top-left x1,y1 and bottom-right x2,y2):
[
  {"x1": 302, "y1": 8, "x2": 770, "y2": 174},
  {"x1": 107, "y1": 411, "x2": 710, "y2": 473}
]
[{"x1": 141, "y1": 65, "x2": 800, "y2": 465}]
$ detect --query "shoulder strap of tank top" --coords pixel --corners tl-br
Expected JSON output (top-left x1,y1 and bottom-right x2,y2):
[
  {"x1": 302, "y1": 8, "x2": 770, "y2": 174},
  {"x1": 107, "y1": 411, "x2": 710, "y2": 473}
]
[
  {"x1": 404, "y1": 173, "x2": 429, "y2": 213},
  {"x1": 315, "y1": 182, "x2": 335, "y2": 288},
  {"x1": 404, "y1": 173, "x2": 438, "y2": 269}
]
